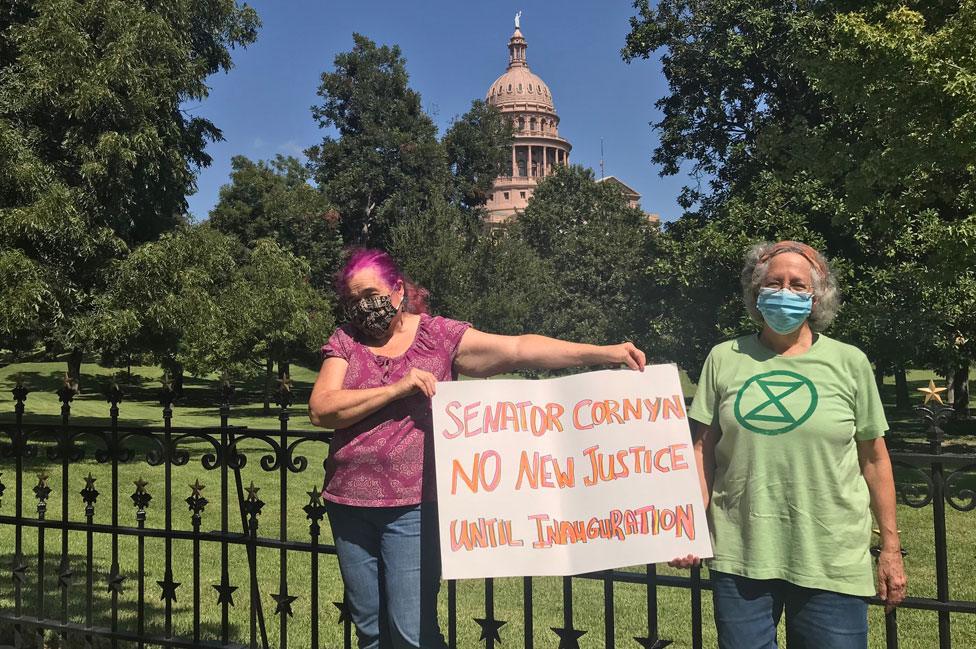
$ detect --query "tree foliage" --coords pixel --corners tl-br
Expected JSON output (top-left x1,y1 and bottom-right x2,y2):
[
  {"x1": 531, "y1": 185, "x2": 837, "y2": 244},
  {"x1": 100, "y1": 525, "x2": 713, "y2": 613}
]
[
  {"x1": 443, "y1": 100, "x2": 514, "y2": 209},
  {"x1": 92, "y1": 227, "x2": 333, "y2": 381},
  {"x1": 512, "y1": 165, "x2": 659, "y2": 349},
  {"x1": 624, "y1": 0, "x2": 976, "y2": 391},
  {"x1": 0, "y1": 0, "x2": 260, "y2": 360},
  {"x1": 307, "y1": 33, "x2": 447, "y2": 248},
  {"x1": 209, "y1": 154, "x2": 343, "y2": 289}
]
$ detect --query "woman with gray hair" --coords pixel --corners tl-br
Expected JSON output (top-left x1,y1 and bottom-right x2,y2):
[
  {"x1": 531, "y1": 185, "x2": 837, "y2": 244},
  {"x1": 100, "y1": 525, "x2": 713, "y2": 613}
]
[{"x1": 670, "y1": 240, "x2": 906, "y2": 649}]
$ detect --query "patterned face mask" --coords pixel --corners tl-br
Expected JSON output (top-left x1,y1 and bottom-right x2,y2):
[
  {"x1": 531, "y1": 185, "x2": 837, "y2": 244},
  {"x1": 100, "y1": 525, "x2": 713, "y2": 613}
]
[{"x1": 349, "y1": 294, "x2": 400, "y2": 338}]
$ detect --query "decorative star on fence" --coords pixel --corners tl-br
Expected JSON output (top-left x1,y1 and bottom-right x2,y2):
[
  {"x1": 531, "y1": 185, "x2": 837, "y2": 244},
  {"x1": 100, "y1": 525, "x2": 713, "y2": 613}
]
[
  {"x1": 12, "y1": 382, "x2": 29, "y2": 403},
  {"x1": 157, "y1": 573, "x2": 181, "y2": 603},
  {"x1": 551, "y1": 626, "x2": 587, "y2": 649},
  {"x1": 105, "y1": 381, "x2": 124, "y2": 404},
  {"x1": 186, "y1": 479, "x2": 208, "y2": 518},
  {"x1": 333, "y1": 600, "x2": 350, "y2": 624},
  {"x1": 275, "y1": 375, "x2": 293, "y2": 409},
  {"x1": 213, "y1": 580, "x2": 238, "y2": 606},
  {"x1": 58, "y1": 374, "x2": 78, "y2": 402},
  {"x1": 131, "y1": 477, "x2": 152, "y2": 510},
  {"x1": 271, "y1": 591, "x2": 299, "y2": 617},
  {"x1": 11, "y1": 558, "x2": 27, "y2": 584},
  {"x1": 918, "y1": 379, "x2": 948, "y2": 405},
  {"x1": 304, "y1": 487, "x2": 327, "y2": 523},
  {"x1": 106, "y1": 566, "x2": 125, "y2": 595},
  {"x1": 34, "y1": 473, "x2": 51, "y2": 502},
  {"x1": 474, "y1": 616, "x2": 507, "y2": 643},
  {"x1": 58, "y1": 558, "x2": 73, "y2": 589},
  {"x1": 245, "y1": 481, "x2": 260, "y2": 501}
]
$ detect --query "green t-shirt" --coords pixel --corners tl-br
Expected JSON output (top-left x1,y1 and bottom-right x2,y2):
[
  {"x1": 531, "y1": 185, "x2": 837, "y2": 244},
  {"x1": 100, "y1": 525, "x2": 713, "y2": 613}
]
[{"x1": 688, "y1": 334, "x2": 887, "y2": 596}]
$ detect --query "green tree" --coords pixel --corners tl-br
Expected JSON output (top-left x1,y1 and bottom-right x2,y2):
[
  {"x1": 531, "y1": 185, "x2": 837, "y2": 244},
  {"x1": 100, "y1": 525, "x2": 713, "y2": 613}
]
[
  {"x1": 512, "y1": 165, "x2": 659, "y2": 349},
  {"x1": 624, "y1": 0, "x2": 976, "y2": 408},
  {"x1": 183, "y1": 239, "x2": 335, "y2": 411},
  {"x1": 467, "y1": 229, "x2": 561, "y2": 338},
  {"x1": 443, "y1": 100, "x2": 514, "y2": 209},
  {"x1": 390, "y1": 197, "x2": 479, "y2": 320},
  {"x1": 644, "y1": 174, "x2": 828, "y2": 378},
  {"x1": 95, "y1": 229, "x2": 334, "y2": 407},
  {"x1": 307, "y1": 33, "x2": 447, "y2": 248},
  {"x1": 90, "y1": 226, "x2": 240, "y2": 390},
  {"x1": 209, "y1": 155, "x2": 343, "y2": 289},
  {"x1": 0, "y1": 0, "x2": 260, "y2": 374}
]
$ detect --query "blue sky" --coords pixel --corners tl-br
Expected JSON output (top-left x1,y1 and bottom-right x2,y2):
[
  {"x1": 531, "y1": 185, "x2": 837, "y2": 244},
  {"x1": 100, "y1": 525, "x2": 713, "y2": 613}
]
[{"x1": 185, "y1": 1, "x2": 691, "y2": 223}]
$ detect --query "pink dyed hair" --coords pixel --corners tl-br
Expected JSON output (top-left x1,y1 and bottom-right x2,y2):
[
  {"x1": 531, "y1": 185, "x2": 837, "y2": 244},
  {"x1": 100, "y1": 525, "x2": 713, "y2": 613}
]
[{"x1": 335, "y1": 248, "x2": 429, "y2": 314}]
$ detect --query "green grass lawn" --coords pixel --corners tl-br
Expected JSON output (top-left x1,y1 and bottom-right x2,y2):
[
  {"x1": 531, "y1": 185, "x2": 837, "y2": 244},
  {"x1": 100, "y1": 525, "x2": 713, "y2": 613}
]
[{"x1": 0, "y1": 361, "x2": 973, "y2": 647}]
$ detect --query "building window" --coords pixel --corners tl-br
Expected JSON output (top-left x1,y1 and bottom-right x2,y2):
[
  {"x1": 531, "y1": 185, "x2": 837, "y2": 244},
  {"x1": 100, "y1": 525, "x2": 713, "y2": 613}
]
[
  {"x1": 528, "y1": 84, "x2": 533, "y2": 92},
  {"x1": 518, "y1": 117, "x2": 525, "y2": 131},
  {"x1": 518, "y1": 83, "x2": 522, "y2": 92},
  {"x1": 530, "y1": 117, "x2": 536, "y2": 131},
  {"x1": 520, "y1": 191, "x2": 526, "y2": 199},
  {"x1": 504, "y1": 192, "x2": 509, "y2": 200},
  {"x1": 508, "y1": 84, "x2": 512, "y2": 92}
]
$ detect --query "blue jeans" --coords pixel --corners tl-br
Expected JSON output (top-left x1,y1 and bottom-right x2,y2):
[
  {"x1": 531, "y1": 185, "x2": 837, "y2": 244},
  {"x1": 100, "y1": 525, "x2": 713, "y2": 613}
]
[
  {"x1": 327, "y1": 502, "x2": 448, "y2": 649},
  {"x1": 711, "y1": 570, "x2": 868, "y2": 649}
]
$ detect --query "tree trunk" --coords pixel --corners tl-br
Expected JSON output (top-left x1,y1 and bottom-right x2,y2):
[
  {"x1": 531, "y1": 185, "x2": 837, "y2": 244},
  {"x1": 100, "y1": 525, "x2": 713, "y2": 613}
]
[
  {"x1": 67, "y1": 348, "x2": 83, "y2": 389},
  {"x1": 953, "y1": 365, "x2": 970, "y2": 418},
  {"x1": 873, "y1": 362, "x2": 885, "y2": 395},
  {"x1": 263, "y1": 357, "x2": 273, "y2": 415},
  {"x1": 172, "y1": 362, "x2": 184, "y2": 397},
  {"x1": 895, "y1": 366, "x2": 909, "y2": 410}
]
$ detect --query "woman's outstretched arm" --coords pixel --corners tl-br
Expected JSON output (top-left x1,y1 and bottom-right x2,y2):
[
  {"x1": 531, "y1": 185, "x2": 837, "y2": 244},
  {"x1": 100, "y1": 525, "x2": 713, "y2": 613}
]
[{"x1": 453, "y1": 329, "x2": 645, "y2": 378}]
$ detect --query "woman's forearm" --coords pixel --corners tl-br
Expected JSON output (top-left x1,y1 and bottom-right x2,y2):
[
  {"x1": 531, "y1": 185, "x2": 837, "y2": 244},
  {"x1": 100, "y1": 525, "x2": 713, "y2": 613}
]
[
  {"x1": 861, "y1": 444, "x2": 900, "y2": 551},
  {"x1": 694, "y1": 422, "x2": 718, "y2": 508},
  {"x1": 512, "y1": 335, "x2": 617, "y2": 370},
  {"x1": 309, "y1": 384, "x2": 401, "y2": 430}
]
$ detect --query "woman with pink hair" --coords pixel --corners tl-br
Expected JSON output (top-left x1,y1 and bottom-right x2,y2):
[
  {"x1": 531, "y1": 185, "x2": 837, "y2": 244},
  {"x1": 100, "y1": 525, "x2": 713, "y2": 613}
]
[{"x1": 309, "y1": 247, "x2": 644, "y2": 649}]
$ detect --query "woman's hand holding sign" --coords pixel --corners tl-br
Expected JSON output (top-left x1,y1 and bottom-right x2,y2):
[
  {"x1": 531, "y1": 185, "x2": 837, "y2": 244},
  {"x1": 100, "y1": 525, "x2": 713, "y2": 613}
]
[
  {"x1": 668, "y1": 554, "x2": 702, "y2": 569},
  {"x1": 394, "y1": 368, "x2": 438, "y2": 399},
  {"x1": 607, "y1": 341, "x2": 646, "y2": 371}
]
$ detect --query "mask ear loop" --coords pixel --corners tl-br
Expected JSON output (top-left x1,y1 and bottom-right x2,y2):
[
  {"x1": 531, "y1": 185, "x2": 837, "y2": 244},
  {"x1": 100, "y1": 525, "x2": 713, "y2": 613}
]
[{"x1": 394, "y1": 280, "x2": 409, "y2": 313}]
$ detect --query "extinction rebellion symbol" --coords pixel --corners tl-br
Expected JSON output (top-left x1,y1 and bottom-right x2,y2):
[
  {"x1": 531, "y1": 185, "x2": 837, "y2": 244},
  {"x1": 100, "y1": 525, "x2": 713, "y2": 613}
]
[{"x1": 733, "y1": 370, "x2": 818, "y2": 435}]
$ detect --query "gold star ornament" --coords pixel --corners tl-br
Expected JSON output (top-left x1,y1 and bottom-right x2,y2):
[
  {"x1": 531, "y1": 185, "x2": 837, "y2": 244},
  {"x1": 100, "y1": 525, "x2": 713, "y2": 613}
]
[
  {"x1": 245, "y1": 481, "x2": 260, "y2": 501},
  {"x1": 189, "y1": 479, "x2": 205, "y2": 498},
  {"x1": 918, "y1": 379, "x2": 948, "y2": 405}
]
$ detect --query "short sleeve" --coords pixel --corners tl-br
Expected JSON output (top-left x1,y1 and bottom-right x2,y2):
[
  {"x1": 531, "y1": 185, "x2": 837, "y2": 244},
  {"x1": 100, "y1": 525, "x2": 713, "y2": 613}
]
[
  {"x1": 852, "y1": 351, "x2": 888, "y2": 441},
  {"x1": 437, "y1": 316, "x2": 472, "y2": 360},
  {"x1": 320, "y1": 328, "x2": 350, "y2": 362},
  {"x1": 688, "y1": 349, "x2": 719, "y2": 428}
]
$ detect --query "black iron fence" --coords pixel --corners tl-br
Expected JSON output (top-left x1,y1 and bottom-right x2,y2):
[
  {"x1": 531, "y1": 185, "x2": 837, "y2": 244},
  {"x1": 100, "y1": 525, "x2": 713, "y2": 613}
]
[{"x1": 0, "y1": 381, "x2": 973, "y2": 648}]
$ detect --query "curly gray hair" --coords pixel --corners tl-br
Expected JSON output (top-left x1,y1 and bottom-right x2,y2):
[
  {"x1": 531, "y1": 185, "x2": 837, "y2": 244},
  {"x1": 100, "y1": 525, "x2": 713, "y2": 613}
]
[{"x1": 741, "y1": 241, "x2": 841, "y2": 332}]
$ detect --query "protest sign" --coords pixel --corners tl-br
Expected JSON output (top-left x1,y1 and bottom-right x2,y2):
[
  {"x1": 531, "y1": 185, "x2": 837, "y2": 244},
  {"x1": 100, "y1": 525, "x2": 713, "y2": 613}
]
[{"x1": 432, "y1": 365, "x2": 713, "y2": 579}]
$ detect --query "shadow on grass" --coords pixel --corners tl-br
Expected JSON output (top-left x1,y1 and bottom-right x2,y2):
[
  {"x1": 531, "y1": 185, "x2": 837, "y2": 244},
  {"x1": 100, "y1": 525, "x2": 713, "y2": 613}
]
[
  {"x1": 0, "y1": 366, "x2": 317, "y2": 407},
  {"x1": 0, "y1": 552, "x2": 245, "y2": 648}
]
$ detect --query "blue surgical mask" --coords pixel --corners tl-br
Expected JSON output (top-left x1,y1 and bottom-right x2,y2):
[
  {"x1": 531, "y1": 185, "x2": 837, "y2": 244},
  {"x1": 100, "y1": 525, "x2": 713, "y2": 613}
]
[{"x1": 756, "y1": 288, "x2": 813, "y2": 334}]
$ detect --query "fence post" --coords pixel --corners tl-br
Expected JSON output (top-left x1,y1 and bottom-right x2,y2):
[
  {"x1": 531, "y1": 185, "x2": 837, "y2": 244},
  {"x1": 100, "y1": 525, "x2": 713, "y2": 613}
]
[
  {"x1": 920, "y1": 401, "x2": 955, "y2": 649},
  {"x1": 11, "y1": 383, "x2": 29, "y2": 648}
]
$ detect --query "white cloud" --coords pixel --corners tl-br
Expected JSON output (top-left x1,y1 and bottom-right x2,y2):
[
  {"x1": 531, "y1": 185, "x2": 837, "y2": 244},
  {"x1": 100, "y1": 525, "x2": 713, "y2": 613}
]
[{"x1": 278, "y1": 139, "x2": 305, "y2": 157}]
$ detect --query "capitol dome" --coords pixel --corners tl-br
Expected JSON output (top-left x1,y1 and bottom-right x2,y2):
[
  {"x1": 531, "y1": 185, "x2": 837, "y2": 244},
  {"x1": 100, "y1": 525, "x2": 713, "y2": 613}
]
[
  {"x1": 485, "y1": 28, "x2": 555, "y2": 112},
  {"x1": 482, "y1": 22, "x2": 572, "y2": 224}
]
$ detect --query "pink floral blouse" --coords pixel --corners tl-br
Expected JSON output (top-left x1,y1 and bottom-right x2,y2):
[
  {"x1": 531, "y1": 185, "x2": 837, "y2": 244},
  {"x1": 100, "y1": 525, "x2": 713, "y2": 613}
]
[{"x1": 319, "y1": 314, "x2": 471, "y2": 507}]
